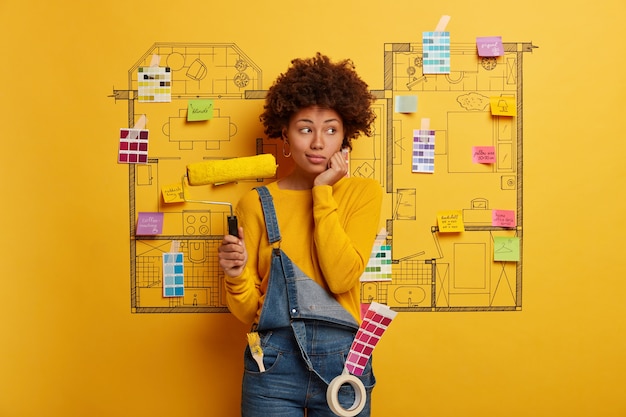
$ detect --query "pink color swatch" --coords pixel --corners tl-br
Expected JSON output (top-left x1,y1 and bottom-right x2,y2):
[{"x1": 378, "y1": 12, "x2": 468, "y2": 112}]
[
  {"x1": 118, "y1": 128, "x2": 149, "y2": 164},
  {"x1": 345, "y1": 302, "x2": 397, "y2": 376}
]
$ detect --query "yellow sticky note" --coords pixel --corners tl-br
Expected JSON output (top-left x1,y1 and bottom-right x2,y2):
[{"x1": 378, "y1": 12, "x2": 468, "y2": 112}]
[
  {"x1": 161, "y1": 183, "x2": 184, "y2": 203},
  {"x1": 187, "y1": 99, "x2": 214, "y2": 121},
  {"x1": 437, "y1": 210, "x2": 464, "y2": 232},
  {"x1": 490, "y1": 96, "x2": 516, "y2": 116}
]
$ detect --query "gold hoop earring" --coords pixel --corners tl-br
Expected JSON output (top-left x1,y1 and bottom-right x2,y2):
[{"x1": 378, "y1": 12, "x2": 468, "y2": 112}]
[{"x1": 282, "y1": 141, "x2": 291, "y2": 158}]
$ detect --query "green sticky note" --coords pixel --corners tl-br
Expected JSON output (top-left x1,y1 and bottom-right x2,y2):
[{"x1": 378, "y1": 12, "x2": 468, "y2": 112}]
[
  {"x1": 187, "y1": 99, "x2": 213, "y2": 121},
  {"x1": 395, "y1": 95, "x2": 418, "y2": 113},
  {"x1": 494, "y1": 236, "x2": 520, "y2": 262}
]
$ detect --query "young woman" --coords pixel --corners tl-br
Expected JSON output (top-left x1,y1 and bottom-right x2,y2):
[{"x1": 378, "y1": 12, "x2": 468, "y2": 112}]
[{"x1": 218, "y1": 53, "x2": 382, "y2": 417}]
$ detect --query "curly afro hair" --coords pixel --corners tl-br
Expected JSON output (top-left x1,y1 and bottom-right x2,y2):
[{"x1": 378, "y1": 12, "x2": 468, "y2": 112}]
[{"x1": 260, "y1": 53, "x2": 376, "y2": 150}]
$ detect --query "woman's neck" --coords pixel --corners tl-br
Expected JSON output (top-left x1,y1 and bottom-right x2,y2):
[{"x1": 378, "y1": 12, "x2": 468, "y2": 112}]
[{"x1": 277, "y1": 170, "x2": 316, "y2": 190}]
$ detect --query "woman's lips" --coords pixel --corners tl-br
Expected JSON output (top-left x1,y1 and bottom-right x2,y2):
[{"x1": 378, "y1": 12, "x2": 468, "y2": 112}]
[{"x1": 306, "y1": 154, "x2": 327, "y2": 164}]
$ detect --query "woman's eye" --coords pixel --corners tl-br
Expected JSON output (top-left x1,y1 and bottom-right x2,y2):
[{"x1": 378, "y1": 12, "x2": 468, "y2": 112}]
[
  {"x1": 299, "y1": 127, "x2": 312, "y2": 134},
  {"x1": 326, "y1": 127, "x2": 337, "y2": 134}
]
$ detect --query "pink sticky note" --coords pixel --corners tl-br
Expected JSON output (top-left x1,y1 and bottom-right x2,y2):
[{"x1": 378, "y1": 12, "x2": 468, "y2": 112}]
[
  {"x1": 477, "y1": 36, "x2": 503, "y2": 57},
  {"x1": 473, "y1": 146, "x2": 496, "y2": 164},
  {"x1": 492, "y1": 210, "x2": 516, "y2": 228},
  {"x1": 136, "y1": 212, "x2": 164, "y2": 235}
]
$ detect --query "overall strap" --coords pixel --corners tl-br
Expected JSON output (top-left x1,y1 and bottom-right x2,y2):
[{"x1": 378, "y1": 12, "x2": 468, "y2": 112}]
[{"x1": 255, "y1": 186, "x2": 281, "y2": 245}]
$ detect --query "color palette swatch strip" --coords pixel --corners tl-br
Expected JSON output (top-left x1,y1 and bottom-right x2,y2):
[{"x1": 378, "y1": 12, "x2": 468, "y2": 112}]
[
  {"x1": 412, "y1": 129, "x2": 435, "y2": 173},
  {"x1": 422, "y1": 31, "x2": 450, "y2": 74},
  {"x1": 138, "y1": 66, "x2": 171, "y2": 103},
  {"x1": 162, "y1": 252, "x2": 184, "y2": 297},
  {"x1": 118, "y1": 128, "x2": 149, "y2": 164},
  {"x1": 345, "y1": 302, "x2": 397, "y2": 376},
  {"x1": 361, "y1": 229, "x2": 392, "y2": 282}
]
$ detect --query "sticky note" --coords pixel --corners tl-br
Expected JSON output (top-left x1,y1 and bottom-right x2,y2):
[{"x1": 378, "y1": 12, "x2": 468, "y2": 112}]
[
  {"x1": 490, "y1": 96, "x2": 517, "y2": 116},
  {"x1": 395, "y1": 95, "x2": 417, "y2": 113},
  {"x1": 492, "y1": 210, "x2": 516, "y2": 228},
  {"x1": 473, "y1": 146, "x2": 496, "y2": 164},
  {"x1": 161, "y1": 183, "x2": 185, "y2": 203},
  {"x1": 136, "y1": 212, "x2": 164, "y2": 235},
  {"x1": 187, "y1": 99, "x2": 214, "y2": 121},
  {"x1": 437, "y1": 210, "x2": 464, "y2": 232},
  {"x1": 494, "y1": 236, "x2": 520, "y2": 262},
  {"x1": 477, "y1": 36, "x2": 503, "y2": 57}
]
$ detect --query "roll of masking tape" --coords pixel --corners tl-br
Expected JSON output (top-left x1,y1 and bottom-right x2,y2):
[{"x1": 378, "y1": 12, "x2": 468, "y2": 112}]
[{"x1": 326, "y1": 371, "x2": 367, "y2": 417}]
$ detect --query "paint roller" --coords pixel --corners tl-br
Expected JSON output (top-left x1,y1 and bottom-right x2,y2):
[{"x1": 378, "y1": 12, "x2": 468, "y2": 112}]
[{"x1": 183, "y1": 154, "x2": 277, "y2": 236}]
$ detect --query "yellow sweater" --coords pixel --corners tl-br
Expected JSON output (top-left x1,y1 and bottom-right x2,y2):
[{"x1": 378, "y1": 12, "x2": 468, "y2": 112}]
[{"x1": 224, "y1": 177, "x2": 382, "y2": 325}]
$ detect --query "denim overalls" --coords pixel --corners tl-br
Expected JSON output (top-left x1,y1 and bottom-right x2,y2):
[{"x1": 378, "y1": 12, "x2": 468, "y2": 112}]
[{"x1": 240, "y1": 186, "x2": 375, "y2": 417}]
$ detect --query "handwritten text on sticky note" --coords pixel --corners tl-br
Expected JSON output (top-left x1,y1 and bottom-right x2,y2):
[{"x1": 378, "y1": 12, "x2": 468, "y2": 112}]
[
  {"x1": 136, "y1": 212, "x2": 164, "y2": 235},
  {"x1": 473, "y1": 146, "x2": 496, "y2": 164},
  {"x1": 492, "y1": 210, "x2": 516, "y2": 228},
  {"x1": 162, "y1": 183, "x2": 185, "y2": 203},
  {"x1": 187, "y1": 99, "x2": 214, "y2": 121},
  {"x1": 437, "y1": 210, "x2": 464, "y2": 233},
  {"x1": 477, "y1": 36, "x2": 503, "y2": 57}
]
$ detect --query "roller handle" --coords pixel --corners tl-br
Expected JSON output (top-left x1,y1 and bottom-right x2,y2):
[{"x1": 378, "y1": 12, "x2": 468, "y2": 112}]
[{"x1": 227, "y1": 215, "x2": 239, "y2": 237}]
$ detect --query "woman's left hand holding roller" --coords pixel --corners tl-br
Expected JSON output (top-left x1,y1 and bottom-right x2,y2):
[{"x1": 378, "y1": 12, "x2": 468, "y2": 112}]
[{"x1": 218, "y1": 227, "x2": 248, "y2": 277}]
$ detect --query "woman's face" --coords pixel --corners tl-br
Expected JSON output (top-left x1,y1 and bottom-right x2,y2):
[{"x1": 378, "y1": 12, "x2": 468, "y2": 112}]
[{"x1": 283, "y1": 106, "x2": 345, "y2": 178}]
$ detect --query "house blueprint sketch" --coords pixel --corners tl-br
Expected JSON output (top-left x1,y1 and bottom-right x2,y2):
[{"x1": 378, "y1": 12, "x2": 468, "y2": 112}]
[{"x1": 111, "y1": 41, "x2": 535, "y2": 313}]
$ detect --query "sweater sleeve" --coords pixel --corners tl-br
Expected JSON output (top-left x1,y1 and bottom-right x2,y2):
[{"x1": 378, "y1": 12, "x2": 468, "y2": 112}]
[
  {"x1": 312, "y1": 179, "x2": 382, "y2": 294},
  {"x1": 222, "y1": 191, "x2": 265, "y2": 325}
]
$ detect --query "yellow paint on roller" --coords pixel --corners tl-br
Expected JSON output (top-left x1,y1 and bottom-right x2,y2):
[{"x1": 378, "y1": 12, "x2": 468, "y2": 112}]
[{"x1": 186, "y1": 154, "x2": 277, "y2": 185}]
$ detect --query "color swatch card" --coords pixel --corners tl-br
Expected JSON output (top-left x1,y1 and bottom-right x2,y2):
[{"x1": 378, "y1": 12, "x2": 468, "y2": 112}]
[
  {"x1": 422, "y1": 31, "x2": 450, "y2": 74},
  {"x1": 118, "y1": 128, "x2": 149, "y2": 164},
  {"x1": 361, "y1": 229, "x2": 392, "y2": 282},
  {"x1": 163, "y1": 252, "x2": 184, "y2": 297},
  {"x1": 345, "y1": 302, "x2": 397, "y2": 376},
  {"x1": 412, "y1": 129, "x2": 435, "y2": 173},
  {"x1": 138, "y1": 66, "x2": 171, "y2": 103}
]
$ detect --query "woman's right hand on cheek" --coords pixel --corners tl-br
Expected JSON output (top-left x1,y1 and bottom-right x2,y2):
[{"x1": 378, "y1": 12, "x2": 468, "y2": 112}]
[{"x1": 218, "y1": 226, "x2": 248, "y2": 277}]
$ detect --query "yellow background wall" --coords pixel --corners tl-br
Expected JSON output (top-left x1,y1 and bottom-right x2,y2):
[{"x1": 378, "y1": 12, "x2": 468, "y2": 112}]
[{"x1": 1, "y1": 0, "x2": 625, "y2": 416}]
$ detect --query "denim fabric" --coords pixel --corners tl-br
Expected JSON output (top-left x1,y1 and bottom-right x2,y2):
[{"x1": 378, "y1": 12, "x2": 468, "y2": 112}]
[
  {"x1": 241, "y1": 325, "x2": 374, "y2": 417},
  {"x1": 255, "y1": 186, "x2": 359, "y2": 334},
  {"x1": 239, "y1": 187, "x2": 375, "y2": 416}
]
